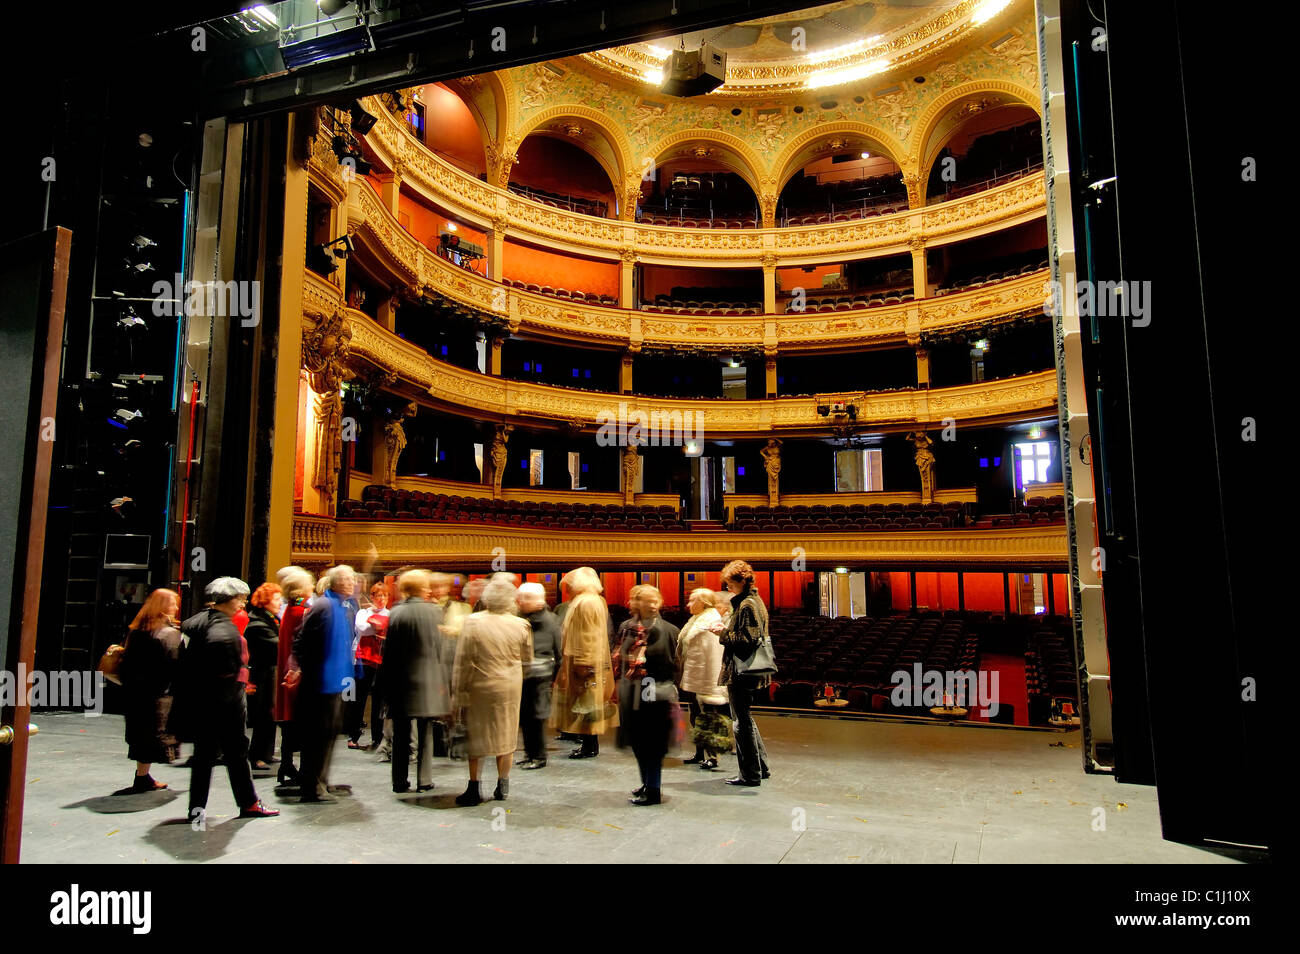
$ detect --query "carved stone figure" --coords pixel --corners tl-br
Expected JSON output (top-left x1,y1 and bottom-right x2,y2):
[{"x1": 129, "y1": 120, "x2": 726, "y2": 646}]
[
  {"x1": 760, "y1": 439, "x2": 782, "y2": 506},
  {"x1": 906, "y1": 431, "x2": 937, "y2": 504},
  {"x1": 383, "y1": 401, "x2": 417, "y2": 488},
  {"x1": 622, "y1": 444, "x2": 641, "y2": 504},
  {"x1": 314, "y1": 390, "x2": 344, "y2": 513},
  {"x1": 490, "y1": 424, "x2": 513, "y2": 498},
  {"x1": 303, "y1": 308, "x2": 353, "y2": 513}
]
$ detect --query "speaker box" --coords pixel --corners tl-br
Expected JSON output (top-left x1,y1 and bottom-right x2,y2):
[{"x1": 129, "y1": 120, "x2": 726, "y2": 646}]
[{"x1": 660, "y1": 43, "x2": 727, "y2": 97}]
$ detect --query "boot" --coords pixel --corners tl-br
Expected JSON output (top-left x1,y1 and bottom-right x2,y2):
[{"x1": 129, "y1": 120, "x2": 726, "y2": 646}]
[
  {"x1": 493, "y1": 778, "x2": 509, "y2": 801},
  {"x1": 455, "y1": 781, "x2": 483, "y2": 806}
]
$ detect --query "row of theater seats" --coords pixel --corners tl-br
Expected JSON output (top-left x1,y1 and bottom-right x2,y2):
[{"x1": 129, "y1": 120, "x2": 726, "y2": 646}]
[
  {"x1": 343, "y1": 486, "x2": 688, "y2": 531},
  {"x1": 793, "y1": 288, "x2": 915, "y2": 311},
  {"x1": 783, "y1": 202, "x2": 909, "y2": 226},
  {"x1": 733, "y1": 502, "x2": 971, "y2": 532},
  {"x1": 769, "y1": 611, "x2": 981, "y2": 711},
  {"x1": 986, "y1": 497, "x2": 1067, "y2": 528},
  {"x1": 508, "y1": 184, "x2": 608, "y2": 218},
  {"x1": 1025, "y1": 615, "x2": 1078, "y2": 704},
  {"x1": 639, "y1": 213, "x2": 759, "y2": 228},
  {"x1": 499, "y1": 277, "x2": 619, "y2": 307},
  {"x1": 935, "y1": 260, "x2": 1048, "y2": 295},
  {"x1": 640, "y1": 299, "x2": 762, "y2": 315}
]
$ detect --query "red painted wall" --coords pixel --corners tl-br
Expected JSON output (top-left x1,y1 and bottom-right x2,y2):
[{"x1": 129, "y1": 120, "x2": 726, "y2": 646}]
[
  {"x1": 503, "y1": 240, "x2": 619, "y2": 296},
  {"x1": 422, "y1": 82, "x2": 485, "y2": 177},
  {"x1": 641, "y1": 265, "x2": 761, "y2": 301},
  {"x1": 963, "y1": 572, "x2": 1006, "y2": 612},
  {"x1": 889, "y1": 571, "x2": 912, "y2": 610},
  {"x1": 1051, "y1": 573, "x2": 1070, "y2": 615},
  {"x1": 513, "y1": 136, "x2": 615, "y2": 212}
]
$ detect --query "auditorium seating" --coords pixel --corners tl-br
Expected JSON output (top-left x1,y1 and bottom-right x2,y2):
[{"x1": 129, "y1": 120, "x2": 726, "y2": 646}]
[
  {"x1": 508, "y1": 182, "x2": 608, "y2": 218},
  {"x1": 768, "y1": 611, "x2": 983, "y2": 711},
  {"x1": 640, "y1": 212, "x2": 759, "y2": 229},
  {"x1": 731, "y1": 501, "x2": 971, "y2": 532},
  {"x1": 500, "y1": 277, "x2": 618, "y2": 307},
  {"x1": 934, "y1": 250, "x2": 1048, "y2": 296},
  {"x1": 1024, "y1": 614, "x2": 1077, "y2": 722},
  {"x1": 342, "y1": 486, "x2": 688, "y2": 531}
]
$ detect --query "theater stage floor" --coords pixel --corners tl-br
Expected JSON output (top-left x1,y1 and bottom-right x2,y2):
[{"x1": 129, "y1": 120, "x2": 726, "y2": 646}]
[{"x1": 19, "y1": 711, "x2": 1240, "y2": 864}]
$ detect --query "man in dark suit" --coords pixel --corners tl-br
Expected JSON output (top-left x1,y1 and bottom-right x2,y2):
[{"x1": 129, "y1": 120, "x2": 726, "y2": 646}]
[
  {"x1": 515, "y1": 583, "x2": 561, "y2": 769},
  {"x1": 294, "y1": 564, "x2": 358, "y2": 803},
  {"x1": 382, "y1": 569, "x2": 448, "y2": 793}
]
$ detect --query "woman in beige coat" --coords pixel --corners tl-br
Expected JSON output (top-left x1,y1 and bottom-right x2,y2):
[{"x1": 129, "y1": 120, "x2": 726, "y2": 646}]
[
  {"x1": 551, "y1": 570, "x2": 618, "y2": 759},
  {"x1": 676, "y1": 588, "x2": 730, "y2": 770},
  {"x1": 452, "y1": 574, "x2": 532, "y2": 805}
]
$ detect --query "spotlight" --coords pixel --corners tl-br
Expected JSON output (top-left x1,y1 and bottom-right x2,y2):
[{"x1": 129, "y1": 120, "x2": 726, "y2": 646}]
[
  {"x1": 348, "y1": 101, "x2": 379, "y2": 134},
  {"x1": 129, "y1": 235, "x2": 157, "y2": 251},
  {"x1": 118, "y1": 307, "x2": 147, "y2": 331},
  {"x1": 317, "y1": 0, "x2": 349, "y2": 14},
  {"x1": 114, "y1": 408, "x2": 143, "y2": 424}
]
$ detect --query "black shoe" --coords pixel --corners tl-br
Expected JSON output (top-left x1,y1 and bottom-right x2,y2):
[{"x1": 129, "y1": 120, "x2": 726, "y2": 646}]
[
  {"x1": 239, "y1": 800, "x2": 280, "y2": 818},
  {"x1": 393, "y1": 783, "x2": 411, "y2": 793},
  {"x1": 455, "y1": 783, "x2": 484, "y2": 806},
  {"x1": 514, "y1": 756, "x2": 532, "y2": 765},
  {"x1": 761, "y1": 770, "x2": 771, "y2": 779},
  {"x1": 701, "y1": 758, "x2": 718, "y2": 771},
  {"x1": 417, "y1": 783, "x2": 435, "y2": 792},
  {"x1": 724, "y1": 776, "x2": 760, "y2": 787},
  {"x1": 493, "y1": 779, "x2": 509, "y2": 801},
  {"x1": 631, "y1": 785, "x2": 645, "y2": 797},
  {"x1": 568, "y1": 747, "x2": 597, "y2": 759},
  {"x1": 683, "y1": 754, "x2": 704, "y2": 765},
  {"x1": 629, "y1": 790, "x2": 661, "y2": 806},
  {"x1": 522, "y1": 759, "x2": 547, "y2": 770}
]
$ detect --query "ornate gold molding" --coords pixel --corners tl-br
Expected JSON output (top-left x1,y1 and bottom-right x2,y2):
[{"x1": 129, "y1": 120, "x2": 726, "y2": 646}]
[
  {"x1": 360, "y1": 95, "x2": 1045, "y2": 266},
  {"x1": 330, "y1": 520, "x2": 1068, "y2": 568},
  {"x1": 345, "y1": 182, "x2": 1049, "y2": 353},
  {"x1": 337, "y1": 298, "x2": 1057, "y2": 435}
]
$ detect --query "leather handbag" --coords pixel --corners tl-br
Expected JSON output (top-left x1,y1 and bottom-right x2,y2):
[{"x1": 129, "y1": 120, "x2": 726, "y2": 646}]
[
  {"x1": 97, "y1": 644, "x2": 127, "y2": 685},
  {"x1": 733, "y1": 635, "x2": 778, "y2": 677}
]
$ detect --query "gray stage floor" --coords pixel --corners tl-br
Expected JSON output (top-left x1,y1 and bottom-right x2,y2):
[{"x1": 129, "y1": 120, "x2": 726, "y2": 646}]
[{"x1": 18, "y1": 711, "x2": 1238, "y2": 864}]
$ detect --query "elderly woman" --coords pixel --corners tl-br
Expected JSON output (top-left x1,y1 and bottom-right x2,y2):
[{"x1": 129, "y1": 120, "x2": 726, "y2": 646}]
[
  {"x1": 717, "y1": 560, "x2": 774, "y2": 787},
  {"x1": 244, "y1": 582, "x2": 283, "y2": 770},
  {"x1": 616, "y1": 585, "x2": 680, "y2": 805},
  {"x1": 175, "y1": 577, "x2": 278, "y2": 821},
  {"x1": 552, "y1": 567, "x2": 618, "y2": 759},
  {"x1": 273, "y1": 567, "x2": 314, "y2": 787},
  {"x1": 384, "y1": 569, "x2": 448, "y2": 793},
  {"x1": 676, "y1": 587, "x2": 730, "y2": 770},
  {"x1": 294, "y1": 564, "x2": 358, "y2": 803},
  {"x1": 116, "y1": 588, "x2": 182, "y2": 795},
  {"x1": 613, "y1": 584, "x2": 647, "y2": 657},
  {"x1": 452, "y1": 574, "x2": 533, "y2": 805}
]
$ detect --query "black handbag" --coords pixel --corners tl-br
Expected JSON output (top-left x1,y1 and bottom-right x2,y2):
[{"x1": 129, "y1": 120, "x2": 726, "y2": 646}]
[{"x1": 733, "y1": 635, "x2": 778, "y2": 677}]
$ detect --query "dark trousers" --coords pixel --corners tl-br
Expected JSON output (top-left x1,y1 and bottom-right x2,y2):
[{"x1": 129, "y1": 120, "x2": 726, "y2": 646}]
[
  {"x1": 297, "y1": 691, "x2": 344, "y2": 797},
  {"x1": 633, "y1": 743, "x2": 663, "y2": 791},
  {"x1": 277, "y1": 721, "x2": 298, "y2": 782},
  {"x1": 520, "y1": 677, "x2": 550, "y2": 761},
  {"x1": 728, "y1": 682, "x2": 770, "y2": 783},
  {"x1": 189, "y1": 688, "x2": 256, "y2": 815},
  {"x1": 345, "y1": 665, "x2": 382, "y2": 745},
  {"x1": 390, "y1": 715, "x2": 436, "y2": 789}
]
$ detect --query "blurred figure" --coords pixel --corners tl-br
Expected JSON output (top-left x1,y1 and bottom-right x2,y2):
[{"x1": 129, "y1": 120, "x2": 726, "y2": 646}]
[
  {"x1": 614, "y1": 584, "x2": 648, "y2": 657},
  {"x1": 552, "y1": 568, "x2": 618, "y2": 759},
  {"x1": 116, "y1": 588, "x2": 181, "y2": 794},
  {"x1": 295, "y1": 564, "x2": 358, "y2": 803},
  {"x1": 273, "y1": 566, "x2": 313, "y2": 787},
  {"x1": 463, "y1": 577, "x2": 487, "y2": 613},
  {"x1": 176, "y1": 577, "x2": 278, "y2": 821},
  {"x1": 676, "y1": 588, "x2": 729, "y2": 770},
  {"x1": 347, "y1": 582, "x2": 389, "y2": 750},
  {"x1": 718, "y1": 560, "x2": 772, "y2": 787},
  {"x1": 430, "y1": 571, "x2": 466, "y2": 755},
  {"x1": 452, "y1": 574, "x2": 532, "y2": 805},
  {"x1": 616, "y1": 585, "x2": 679, "y2": 805},
  {"x1": 244, "y1": 582, "x2": 283, "y2": 770},
  {"x1": 515, "y1": 583, "x2": 560, "y2": 769},
  {"x1": 383, "y1": 570, "x2": 448, "y2": 793}
]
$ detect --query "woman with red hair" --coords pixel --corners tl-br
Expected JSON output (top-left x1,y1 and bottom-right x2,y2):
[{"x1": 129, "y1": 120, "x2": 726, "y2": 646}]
[
  {"x1": 245, "y1": 582, "x2": 284, "y2": 770},
  {"x1": 116, "y1": 588, "x2": 182, "y2": 794},
  {"x1": 273, "y1": 567, "x2": 315, "y2": 787}
]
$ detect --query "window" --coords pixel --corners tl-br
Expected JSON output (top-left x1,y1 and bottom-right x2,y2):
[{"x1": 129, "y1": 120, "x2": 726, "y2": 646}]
[
  {"x1": 834, "y1": 448, "x2": 883, "y2": 491},
  {"x1": 1013, "y1": 441, "x2": 1054, "y2": 491}
]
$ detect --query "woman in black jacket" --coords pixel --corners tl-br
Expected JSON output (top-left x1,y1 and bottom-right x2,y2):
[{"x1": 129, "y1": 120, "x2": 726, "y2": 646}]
[
  {"x1": 115, "y1": 588, "x2": 182, "y2": 795},
  {"x1": 174, "y1": 577, "x2": 278, "y2": 823},
  {"x1": 244, "y1": 582, "x2": 283, "y2": 770},
  {"x1": 717, "y1": 560, "x2": 773, "y2": 787},
  {"x1": 616, "y1": 585, "x2": 680, "y2": 805}
]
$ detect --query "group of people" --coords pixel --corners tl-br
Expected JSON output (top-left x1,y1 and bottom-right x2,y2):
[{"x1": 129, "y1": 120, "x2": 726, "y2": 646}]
[{"x1": 114, "y1": 558, "x2": 775, "y2": 819}]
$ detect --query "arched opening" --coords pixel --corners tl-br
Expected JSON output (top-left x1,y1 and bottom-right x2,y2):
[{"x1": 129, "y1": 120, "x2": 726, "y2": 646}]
[
  {"x1": 777, "y1": 139, "x2": 904, "y2": 226},
  {"x1": 418, "y1": 82, "x2": 487, "y2": 177},
  {"x1": 509, "y1": 133, "x2": 617, "y2": 217},
  {"x1": 924, "y1": 102, "x2": 1041, "y2": 203},
  {"x1": 640, "y1": 137, "x2": 761, "y2": 227}
]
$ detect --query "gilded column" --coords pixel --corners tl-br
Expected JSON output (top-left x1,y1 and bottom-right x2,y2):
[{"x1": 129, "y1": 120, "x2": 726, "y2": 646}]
[
  {"x1": 909, "y1": 234, "x2": 928, "y2": 299},
  {"x1": 620, "y1": 247, "x2": 637, "y2": 309},
  {"x1": 761, "y1": 253, "x2": 777, "y2": 315},
  {"x1": 488, "y1": 213, "x2": 507, "y2": 283}
]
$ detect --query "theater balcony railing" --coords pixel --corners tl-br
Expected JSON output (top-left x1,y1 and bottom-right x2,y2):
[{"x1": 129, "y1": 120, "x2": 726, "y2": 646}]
[
  {"x1": 291, "y1": 513, "x2": 336, "y2": 566},
  {"x1": 324, "y1": 519, "x2": 1068, "y2": 570},
  {"x1": 352, "y1": 96, "x2": 1046, "y2": 267},
  {"x1": 305, "y1": 270, "x2": 1058, "y2": 435},
  {"x1": 342, "y1": 182, "x2": 1051, "y2": 353}
]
